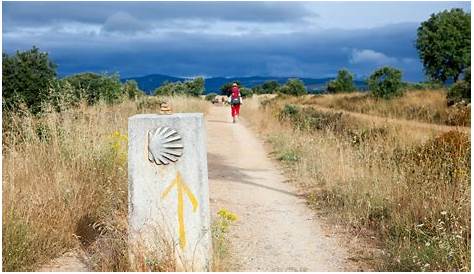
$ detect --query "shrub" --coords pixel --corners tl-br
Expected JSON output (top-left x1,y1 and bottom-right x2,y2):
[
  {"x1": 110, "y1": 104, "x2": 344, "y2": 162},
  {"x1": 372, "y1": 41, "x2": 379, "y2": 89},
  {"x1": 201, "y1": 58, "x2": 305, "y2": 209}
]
[
  {"x1": 279, "y1": 78, "x2": 307, "y2": 96},
  {"x1": 205, "y1": 93, "x2": 218, "y2": 101},
  {"x1": 2, "y1": 47, "x2": 57, "y2": 114},
  {"x1": 64, "y1": 73, "x2": 124, "y2": 105},
  {"x1": 368, "y1": 67, "x2": 404, "y2": 99},
  {"x1": 154, "y1": 78, "x2": 205, "y2": 97},
  {"x1": 447, "y1": 67, "x2": 470, "y2": 106},
  {"x1": 122, "y1": 80, "x2": 144, "y2": 100},
  {"x1": 239, "y1": 87, "x2": 253, "y2": 98},
  {"x1": 327, "y1": 69, "x2": 356, "y2": 93}
]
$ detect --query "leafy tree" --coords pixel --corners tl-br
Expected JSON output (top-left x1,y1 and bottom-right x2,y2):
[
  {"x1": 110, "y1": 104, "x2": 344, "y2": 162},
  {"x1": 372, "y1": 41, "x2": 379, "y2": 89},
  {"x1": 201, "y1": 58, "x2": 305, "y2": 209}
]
[
  {"x1": 327, "y1": 69, "x2": 356, "y2": 93},
  {"x1": 416, "y1": 8, "x2": 471, "y2": 82},
  {"x1": 368, "y1": 67, "x2": 404, "y2": 99},
  {"x1": 240, "y1": 87, "x2": 253, "y2": 98},
  {"x1": 261, "y1": 80, "x2": 280, "y2": 94},
  {"x1": 122, "y1": 80, "x2": 144, "y2": 100},
  {"x1": 2, "y1": 46, "x2": 57, "y2": 114},
  {"x1": 64, "y1": 72, "x2": 123, "y2": 105},
  {"x1": 279, "y1": 78, "x2": 307, "y2": 96},
  {"x1": 184, "y1": 77, "x2": 205, "y2": 96},
  {"x1": 252, "y1": 80, "x2": 280, "y2": 94},
  {"x1": 154, "y1": 78, "x2": 205, "y2": 97}
]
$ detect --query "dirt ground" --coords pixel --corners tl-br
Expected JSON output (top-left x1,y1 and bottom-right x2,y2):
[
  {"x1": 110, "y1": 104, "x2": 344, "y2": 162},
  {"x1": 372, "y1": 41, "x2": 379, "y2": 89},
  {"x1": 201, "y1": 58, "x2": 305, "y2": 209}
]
[{"x1": 207, "y1": 104, "x2": 365, "y2": 271}]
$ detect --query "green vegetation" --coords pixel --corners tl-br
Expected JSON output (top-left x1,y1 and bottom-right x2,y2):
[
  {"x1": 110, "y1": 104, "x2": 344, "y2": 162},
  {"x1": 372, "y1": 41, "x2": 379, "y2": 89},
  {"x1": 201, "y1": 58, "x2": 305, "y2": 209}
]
[
  {"x1": 153, "y1": 77, "x2": 205, "y2": 97},
  {"x1": 205, "y1": 92, "x2": 218, "y2": 101},
  {"x1": 327, "y1": 69, "x2": 356, "y2": 93},
  {"x1": 252, "y1": 80, "x2": 280, "y2": 94},
  {"x1": 122, "y1": 80, "x2": 145, "y2": 100},
  {"x1": 447, "y1": 67, "x2": 471, "y2": 106},
  {"x1": 278, "y1": 78, "x2": 307, "y2": 96},
  {"x1": 368, "y1": 67, "x2": 404, "y2": 99},
  {"x1": 2, "y1": 47, "x2": 148, "y2": 115},
  {"x1": 2, "y1": 46, "x2": 57, "y2": 114},
  {"x1": 416, "y1": 8, "x2": 470, "y2": 83},
  {"x1": 64, "y1": 72, "x2": 124, "y2": 105}
]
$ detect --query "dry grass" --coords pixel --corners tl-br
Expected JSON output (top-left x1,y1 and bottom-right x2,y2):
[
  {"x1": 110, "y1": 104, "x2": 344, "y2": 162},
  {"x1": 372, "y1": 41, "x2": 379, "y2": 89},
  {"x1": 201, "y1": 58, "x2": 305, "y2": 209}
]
[
  {"x1": 292, "y1": 90, "x2": 470, "y2": 127},
  {"x1": 242, "y1": 95, "x2": 471, "y2": 271},
  {"x1": 2, "y1": 96, "x2": 209, "y2": 271}
]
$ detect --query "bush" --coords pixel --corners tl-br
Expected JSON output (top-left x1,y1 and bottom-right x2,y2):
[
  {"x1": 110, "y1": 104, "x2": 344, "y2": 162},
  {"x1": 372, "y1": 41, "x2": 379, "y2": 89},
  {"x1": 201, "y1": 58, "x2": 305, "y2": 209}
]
[
  {"x1": 64, "y1": 73, "x2": 124, "y2": 105},
  {"x1": 154, "y1": 77, "x2": 205, "y2": 97},
  {"x1": 368, "y1": 67, "x2": 404, "y2": 99},
  {"x1": 240, "y1": 87, "x2": 253, "y2": 98},
  {"x1": 122, "y1": 80, "x2": 144, "y2": 100},
  {"x1": 447, "y1": 67, "x2": 470, "y2": 106},
  {"x1": 327, "y1": 69, "x2": 356, "y2": 93},
  {"x1": 278, "y1": 78, "x2": 307, "y2": 96},
  {"x1": 2, "y1": 47, "x2": 57, "y2": 114},
  {"x1": 252, "y1": 80, "x2": 280, "y2": 94},
  {"x1": 205, "y1": 93, "x2": 218, "y2": 101}
]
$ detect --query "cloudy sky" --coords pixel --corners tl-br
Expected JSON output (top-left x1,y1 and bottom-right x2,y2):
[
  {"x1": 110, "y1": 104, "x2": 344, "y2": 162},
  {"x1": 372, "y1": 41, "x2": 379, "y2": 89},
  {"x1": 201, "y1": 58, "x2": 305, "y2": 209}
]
[{"x1": 2, "y1": 1, "x2": 471, "y2": 81}]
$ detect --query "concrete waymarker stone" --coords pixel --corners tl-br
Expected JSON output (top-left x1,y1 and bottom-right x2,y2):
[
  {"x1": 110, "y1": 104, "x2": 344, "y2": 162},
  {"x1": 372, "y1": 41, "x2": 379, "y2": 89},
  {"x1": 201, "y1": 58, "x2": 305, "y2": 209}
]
[{"x1": 128, "y1": 113, "x2": 211, "y2": 271}]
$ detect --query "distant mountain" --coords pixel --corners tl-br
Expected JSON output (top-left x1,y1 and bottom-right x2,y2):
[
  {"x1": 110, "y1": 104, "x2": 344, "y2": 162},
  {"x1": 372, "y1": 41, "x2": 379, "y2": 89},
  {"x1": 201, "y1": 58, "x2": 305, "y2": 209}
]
[{"x1": 122, "y1": 74, "x2": 367, "y2": 94}]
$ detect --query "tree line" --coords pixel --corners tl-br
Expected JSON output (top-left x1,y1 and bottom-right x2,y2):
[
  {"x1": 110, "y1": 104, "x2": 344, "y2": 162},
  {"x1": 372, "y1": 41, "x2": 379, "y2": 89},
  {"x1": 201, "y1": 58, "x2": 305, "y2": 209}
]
[{"x1": 2, "y1": 47, "x2": 148, "y2": 114}]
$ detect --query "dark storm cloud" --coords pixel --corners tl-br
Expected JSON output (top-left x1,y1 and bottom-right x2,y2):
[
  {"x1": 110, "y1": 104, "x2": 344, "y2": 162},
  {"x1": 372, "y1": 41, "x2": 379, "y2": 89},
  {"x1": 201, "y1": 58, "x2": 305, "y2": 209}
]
[
  {"x1": 4, "y1": 19, "x2": 423, "y2": 80},
  {"x1": 3, "y1": 1, "x2": 316, "y2": 30},
  {"x1": 5, "y1": 1, "x2": 466, "y2": 81}
]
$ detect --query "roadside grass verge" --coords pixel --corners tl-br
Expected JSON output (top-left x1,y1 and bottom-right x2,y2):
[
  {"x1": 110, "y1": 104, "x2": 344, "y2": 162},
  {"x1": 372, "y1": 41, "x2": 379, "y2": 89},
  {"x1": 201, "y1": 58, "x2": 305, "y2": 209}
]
[
  {"x1": 242, "y1": 95, "x2": 470, "y2": 271},
  {"x1": 2, "y1": 96, "x2": 209, "y2": 271}
]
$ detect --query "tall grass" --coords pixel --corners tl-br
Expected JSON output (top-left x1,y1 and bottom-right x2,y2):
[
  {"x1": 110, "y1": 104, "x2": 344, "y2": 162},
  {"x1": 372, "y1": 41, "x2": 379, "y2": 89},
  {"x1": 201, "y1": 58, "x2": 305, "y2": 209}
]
[
  {"x1": 294, "y1": 90, "x2": 470, "y2": 127},
  {"x1": 242, "y1": 95, "x2": 470, "y2": 271},
  {"x1": 2, "y1": 96, "x2": 209, "y2": 271}
]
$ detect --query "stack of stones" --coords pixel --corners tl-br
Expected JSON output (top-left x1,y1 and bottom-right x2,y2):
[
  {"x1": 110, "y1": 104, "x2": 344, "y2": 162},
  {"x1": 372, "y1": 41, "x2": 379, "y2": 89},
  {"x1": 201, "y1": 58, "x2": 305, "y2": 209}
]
[{"x1": 160, "y1": 101, "x2": 172, "y2": 114}]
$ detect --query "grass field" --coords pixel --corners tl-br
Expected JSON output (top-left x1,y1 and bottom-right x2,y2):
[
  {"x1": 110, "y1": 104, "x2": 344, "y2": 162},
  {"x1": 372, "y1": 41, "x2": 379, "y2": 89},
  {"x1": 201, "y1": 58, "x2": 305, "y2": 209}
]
[
  {"x1": 242, "y1": 92, "x2": 470, "y2": 271},
  {"x1": 2, "y1": 96, "x2": 209, "y2": 271},
  {"x1": 281, "y1": 90, "x2": 470, "y2": 127}
]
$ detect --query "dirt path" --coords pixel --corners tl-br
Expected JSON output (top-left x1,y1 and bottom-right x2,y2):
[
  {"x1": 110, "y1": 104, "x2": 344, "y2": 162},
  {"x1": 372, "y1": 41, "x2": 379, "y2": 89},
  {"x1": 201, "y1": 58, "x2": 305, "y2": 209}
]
[
  {"x1": 207, "y1": 105, "x2": 356, "y2": 271},
  {"x1": 37, "y1": 249, "x2": 90, "y2": 272},
  {"x1": 311, "y1": 104, "x2": 470, "y2": 134}
]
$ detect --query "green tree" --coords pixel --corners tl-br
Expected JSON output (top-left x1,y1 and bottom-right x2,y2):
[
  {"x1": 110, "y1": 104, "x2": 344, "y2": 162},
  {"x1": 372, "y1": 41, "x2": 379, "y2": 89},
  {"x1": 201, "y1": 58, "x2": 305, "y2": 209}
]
[
  {"x1": 416, "y1": 8, "x2": 470, "y2": 82},
  {"x1": 184, "y1": 77, "x2": 205, "y2": 96},
  {"x1": 327, "y1": 69, "x2": 356, "y2": 93},
  {"x1": 123, "y1": 80, "x2": 144, "y2": 100},
  {"x1": 240, "y1": 87, "x2": 253, "y2": 98},
  {"x1": 261, "y1": 80, "x2": 280, "y2": 94},
  {"x1": 2, "y1": 46, "x2": 57, "y2": 114},
  {"x1": 154, "y1": 78, "x2": 205, "y2": 97},
  {"x1": 64, "y1": 72, "x2": 123, "y2": 105},
  {"x1": 368, "y1": 67, "x2": 404, "y2": 99},
  {"x1": 279, "y1": 78, "x2": 307, "y2": 96}
]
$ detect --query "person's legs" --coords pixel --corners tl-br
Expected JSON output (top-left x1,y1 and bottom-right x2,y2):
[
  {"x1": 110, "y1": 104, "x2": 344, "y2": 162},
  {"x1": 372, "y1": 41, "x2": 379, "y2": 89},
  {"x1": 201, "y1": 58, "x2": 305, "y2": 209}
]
[
  {"x1": 235, "y1": 104, "x2": 241, "y2": 121},
  {"x1": 231, "y1": 105, "x2": 237, "y2": 123}
]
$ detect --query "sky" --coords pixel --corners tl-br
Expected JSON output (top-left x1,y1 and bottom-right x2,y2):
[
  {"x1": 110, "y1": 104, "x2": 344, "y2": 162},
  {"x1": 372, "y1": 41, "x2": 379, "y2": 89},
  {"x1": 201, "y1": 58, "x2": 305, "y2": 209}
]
[{"x1": 2, "y1": 1, "x2": 471, "y2": 81}]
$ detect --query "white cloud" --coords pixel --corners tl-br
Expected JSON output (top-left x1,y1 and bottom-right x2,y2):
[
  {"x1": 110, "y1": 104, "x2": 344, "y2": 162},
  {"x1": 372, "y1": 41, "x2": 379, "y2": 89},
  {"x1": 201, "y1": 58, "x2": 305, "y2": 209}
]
[{"x1": 349, "y1": 49, "x2": 397, "y2": 65}]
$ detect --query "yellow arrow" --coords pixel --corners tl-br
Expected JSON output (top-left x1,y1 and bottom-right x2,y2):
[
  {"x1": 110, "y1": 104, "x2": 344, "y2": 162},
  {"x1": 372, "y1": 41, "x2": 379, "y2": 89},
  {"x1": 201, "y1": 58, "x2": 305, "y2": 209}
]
[{"x1": 161, "y1": 171, "x2": 198, "y2": 249}]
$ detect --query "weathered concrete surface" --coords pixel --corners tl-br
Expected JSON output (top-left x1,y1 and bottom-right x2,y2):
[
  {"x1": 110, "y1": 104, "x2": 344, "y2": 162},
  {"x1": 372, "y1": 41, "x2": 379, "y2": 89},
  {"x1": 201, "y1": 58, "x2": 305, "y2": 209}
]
[{"x1": 128, "y1": 113, "x2": 211, "y2": 271}]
